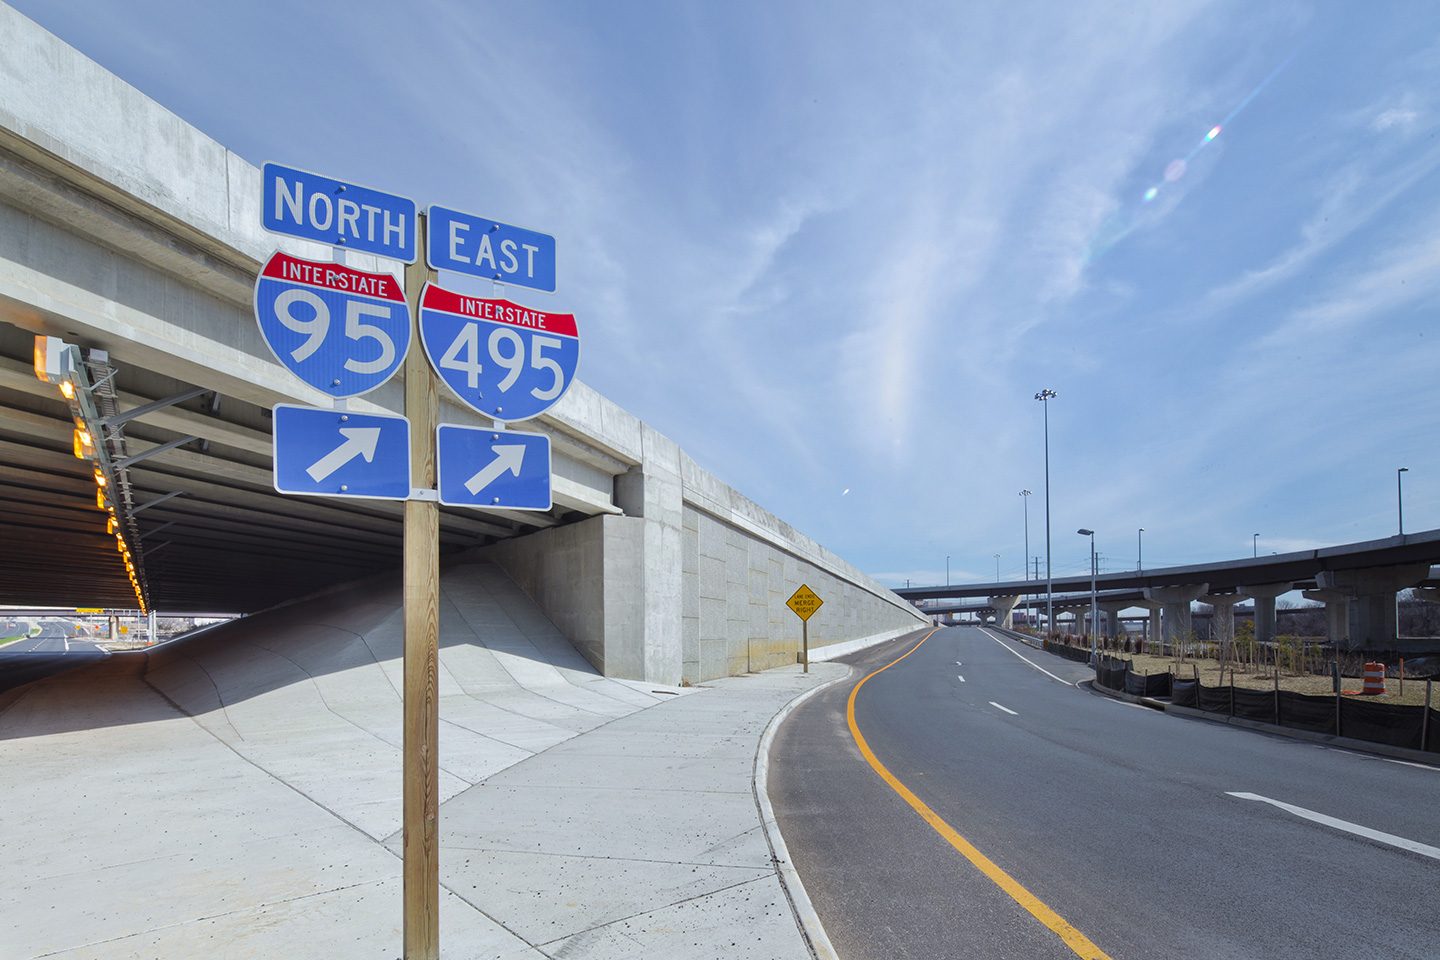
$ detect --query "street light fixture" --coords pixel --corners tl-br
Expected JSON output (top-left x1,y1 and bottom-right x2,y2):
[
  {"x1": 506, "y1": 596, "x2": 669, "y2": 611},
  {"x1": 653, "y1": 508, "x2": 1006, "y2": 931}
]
[
  {"x1": 1399, "y1": 467, "x2": 1409, "y2": 536},
  {"x1": 1078, "y1": 528, "x2": 1097, "y2": 664},
  {"x1": 1035, "y1": 389, "x2": 1057, "y2": 635},
  {"x1": 1137, "y1": 527, "x2": 1145, "y2": 574}
]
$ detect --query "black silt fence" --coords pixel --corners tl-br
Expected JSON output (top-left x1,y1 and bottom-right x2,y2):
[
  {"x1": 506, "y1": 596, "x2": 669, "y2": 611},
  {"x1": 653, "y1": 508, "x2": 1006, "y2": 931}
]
[
  {"x1": 1045, "y1": 639, "x2": 1093, "y2": 664},
  {"x1": 1127, "y1": 672, "x2": 1440, "y2": 754}
]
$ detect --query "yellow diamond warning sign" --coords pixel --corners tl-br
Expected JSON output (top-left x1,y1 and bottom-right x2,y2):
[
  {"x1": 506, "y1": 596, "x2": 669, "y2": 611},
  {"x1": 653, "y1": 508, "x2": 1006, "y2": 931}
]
[{"x1": 786, "y1": 584, "x2": 823, "y2": 622}]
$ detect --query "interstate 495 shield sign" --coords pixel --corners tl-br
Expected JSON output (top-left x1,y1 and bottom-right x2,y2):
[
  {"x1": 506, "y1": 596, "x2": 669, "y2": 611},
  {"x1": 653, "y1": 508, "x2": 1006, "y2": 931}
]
[{"x1": 418, "y1": 283, "x2": 579, "y2": 422}]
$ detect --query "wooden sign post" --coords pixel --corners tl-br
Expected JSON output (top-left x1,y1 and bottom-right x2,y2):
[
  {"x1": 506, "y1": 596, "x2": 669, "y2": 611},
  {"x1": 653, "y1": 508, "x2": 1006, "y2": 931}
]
[{"x1": 403, "y1": 214, "x2": 440, "y2": 960}]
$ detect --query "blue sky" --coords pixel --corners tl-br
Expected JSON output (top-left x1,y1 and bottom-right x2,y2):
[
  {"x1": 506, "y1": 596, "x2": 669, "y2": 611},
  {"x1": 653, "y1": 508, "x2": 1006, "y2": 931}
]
[{"x1": 15, "y1": 1, "x2": 1440, "y2": 588}]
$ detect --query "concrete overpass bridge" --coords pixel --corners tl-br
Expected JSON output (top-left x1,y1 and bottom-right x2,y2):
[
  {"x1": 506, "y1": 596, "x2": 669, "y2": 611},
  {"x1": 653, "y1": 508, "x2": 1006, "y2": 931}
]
[
  {"x1": 896, "y1": 530, "x2": 1440, "y2": 651},
  {"x1": 0, "y1": 8, "x2": 925, "y2": 685}
]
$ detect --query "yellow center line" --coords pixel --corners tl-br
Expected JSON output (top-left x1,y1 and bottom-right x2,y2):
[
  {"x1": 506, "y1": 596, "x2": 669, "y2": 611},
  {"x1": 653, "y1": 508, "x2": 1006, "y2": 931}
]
[{"x1": 846, "y1": 628, "x2": 1113, "y2": 960}]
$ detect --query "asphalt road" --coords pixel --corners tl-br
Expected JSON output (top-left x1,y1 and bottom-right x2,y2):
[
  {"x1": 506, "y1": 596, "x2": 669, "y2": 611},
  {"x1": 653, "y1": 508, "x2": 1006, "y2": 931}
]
[
  {"x1": 769, "y1": 625, "x2": 1440, "y2": 960},
  {"x1": 0, "y1": 624, "x2": 108, "y2": 693}
]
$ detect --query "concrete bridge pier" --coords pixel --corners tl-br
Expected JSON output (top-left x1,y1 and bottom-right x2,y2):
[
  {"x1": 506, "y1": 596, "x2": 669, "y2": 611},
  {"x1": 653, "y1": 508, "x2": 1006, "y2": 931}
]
[
  {"x1": 1238, "y1": 582, "x2": 1292, "y2": 644},
  {"x1": 1302, "y1": 588, "x2": 1352, "y2": 648},
  {"x1": 1317, "y1": 563, "x2": 1431, "y2": 648},
  {"x1": 1143, "y1": 584, "x2": 1208, "y2": 642},
  {"x1": 1134, "y1": 600, "x2": 1161, "y2": 651},
  {"x1": 1202, "y1": 593, "x2": 1246, "y2": 647},
  {"x1": 1099, "y1": 601, "x2": 1129, "y2": 639},
  {"x1": 988, "y1": 595, "x2": 1021, "y2": 629}
]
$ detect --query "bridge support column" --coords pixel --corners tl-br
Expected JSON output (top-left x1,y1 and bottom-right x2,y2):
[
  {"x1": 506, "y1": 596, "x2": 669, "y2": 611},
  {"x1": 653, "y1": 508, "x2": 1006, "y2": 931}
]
[
  {"x1": 1098, "y1": 601, "x2": 1129, "y2": 639},
  {"x1": 1302, "y1": 588, "x2": 1352, "y2": 648},
  {"x1": 988, "y1": 595, "x2": 1021, "y2": 629},
  {"x1": 1317, "y1": 563, "x2": 1431, "y2": 648},
  {"x1": 1138, "y1": 601, "x2": 1160, "y2": 652},
  {"x1": 1238, "y1": 582, "x2": 1292, "y2": 644},
  {"x1": 1202, "y1": 594, "x2": 1245, "y2": 646},
  {"x1": 1143, "y1": 584, "x2": 1209, "y2": 642}
]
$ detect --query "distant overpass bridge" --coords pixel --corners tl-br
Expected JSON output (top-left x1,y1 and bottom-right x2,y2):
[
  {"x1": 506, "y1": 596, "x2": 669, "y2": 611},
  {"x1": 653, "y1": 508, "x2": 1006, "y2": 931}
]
[
  {"x1": 0, "y1": 11, "x2": 926, "y2": 684},
  {"x1": 896, "y1": 531, "x2": 1440, "y2": 650}
]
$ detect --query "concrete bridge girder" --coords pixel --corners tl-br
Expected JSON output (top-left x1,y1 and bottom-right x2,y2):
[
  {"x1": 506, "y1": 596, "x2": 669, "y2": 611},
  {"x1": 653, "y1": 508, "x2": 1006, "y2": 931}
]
[{"x1": 1143, "y1": 584, "x2": 1208, "y2": 642}]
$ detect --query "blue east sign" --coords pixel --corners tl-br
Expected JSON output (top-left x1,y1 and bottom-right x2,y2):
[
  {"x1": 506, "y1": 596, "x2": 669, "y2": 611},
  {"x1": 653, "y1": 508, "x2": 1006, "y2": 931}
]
[
  {"x1": 272, "y1": 404, "x2": 411, "y2": 501},
  {"x1": 263, "y1": 162, "x2": 417, "y2": 263},
  {"x1": 427, "y1": 204, "x2": 556, "y2": 294},
  {"x1": 436, "y1": 425, "x2": 551, "y2": 511}
]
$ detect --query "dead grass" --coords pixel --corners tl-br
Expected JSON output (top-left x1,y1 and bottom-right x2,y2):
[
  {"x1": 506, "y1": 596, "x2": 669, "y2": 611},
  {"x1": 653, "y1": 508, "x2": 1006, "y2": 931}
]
[{"x1": 1120, "y1": 651, "x2": 1437, "y2": 707}]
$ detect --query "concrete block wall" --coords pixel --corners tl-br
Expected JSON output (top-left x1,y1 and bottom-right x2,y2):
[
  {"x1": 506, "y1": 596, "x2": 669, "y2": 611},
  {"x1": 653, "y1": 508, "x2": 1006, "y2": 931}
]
[
  {"x1": 481, "y1": 422, "x2": 927, "y2": 685},
  {"x1": 681, "y1": 504, "x2": 923, "y2": 682}
]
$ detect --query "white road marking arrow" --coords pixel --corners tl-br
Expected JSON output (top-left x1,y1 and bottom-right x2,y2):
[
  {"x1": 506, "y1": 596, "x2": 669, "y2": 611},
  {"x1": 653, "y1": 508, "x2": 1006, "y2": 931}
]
[
  {"x1": 306, "y1": 427, "x2": 382, "y2": 481},
  {"x1": 464, "y1": 444, "x2": 526, "y2": 495}
]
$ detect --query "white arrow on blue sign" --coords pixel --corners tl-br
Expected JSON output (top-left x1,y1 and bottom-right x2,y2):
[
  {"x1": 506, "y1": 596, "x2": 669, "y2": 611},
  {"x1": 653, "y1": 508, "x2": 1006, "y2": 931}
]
[
  {"x1": 436, "y1": 424, "x2": 551, "y2": 511},
  {"x1": 255, "y1": 252, "x2": 412, "y2": 398},
  {"x1": 262, "y1": 162, "x2": 417, "y2": 263},
  {"x1": 418, "y1": 282, "x2": 579, "y2": 423},
  {"x1": 273, "y1": 404, "x2": 411, "y2": 500},
  {"x1": 426, "y1": 205, "x2": 556, "y2": 294}
]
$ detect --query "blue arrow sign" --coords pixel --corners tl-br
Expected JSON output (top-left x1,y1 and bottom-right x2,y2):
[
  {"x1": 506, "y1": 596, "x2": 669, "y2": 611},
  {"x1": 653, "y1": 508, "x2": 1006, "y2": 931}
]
[
  {"x1": 418, "y1": 282, "x2": 580, "y2": 423},
  {"x1": 273, "y1": 404, "x2": 411, "y2": 500},
  {"x1": 436, "y1": 425, "x2": 551, "y2": 511},
  {"x1": 426, "y1": 204, "x2": 556, "y2": 294},
  {"x1": 262, "y1": 162, "x2": 417, "y2": 262},
  {"x1": 255, "y1": 252, "x2": 412, "y2": 398}
]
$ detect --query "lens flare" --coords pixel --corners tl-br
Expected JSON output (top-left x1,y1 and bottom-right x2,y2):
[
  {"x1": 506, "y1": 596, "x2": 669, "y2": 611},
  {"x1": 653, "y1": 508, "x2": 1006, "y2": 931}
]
[{"x1": 1090, "y1": 51, "x2": 1297, "y2": 262}]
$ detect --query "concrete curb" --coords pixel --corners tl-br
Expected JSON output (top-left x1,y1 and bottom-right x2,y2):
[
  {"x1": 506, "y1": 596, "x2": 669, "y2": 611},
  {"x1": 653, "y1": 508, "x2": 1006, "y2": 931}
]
[
  {"x1": 1091, "y1": 680, "x2": 1440, "y2": 767},
  {"x1": 753, "y1": 666, "x2": 852, "y2": 960}
]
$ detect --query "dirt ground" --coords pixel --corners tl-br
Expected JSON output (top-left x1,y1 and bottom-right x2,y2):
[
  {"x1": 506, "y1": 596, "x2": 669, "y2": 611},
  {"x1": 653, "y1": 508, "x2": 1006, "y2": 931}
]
[{"x1": 1118, "y1": 651, "x2": 1437, "y2": 706}]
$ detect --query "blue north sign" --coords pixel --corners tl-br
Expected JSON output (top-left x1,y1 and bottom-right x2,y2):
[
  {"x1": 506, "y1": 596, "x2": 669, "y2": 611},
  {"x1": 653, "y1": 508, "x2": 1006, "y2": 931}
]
[{"x1": 262, "y1": 162, "x2": 417, "y2": 262}]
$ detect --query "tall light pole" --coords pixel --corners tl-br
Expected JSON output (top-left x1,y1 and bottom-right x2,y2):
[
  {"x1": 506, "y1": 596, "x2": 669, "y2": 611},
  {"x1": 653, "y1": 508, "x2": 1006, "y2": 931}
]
[
  {"x1": 994, "y1": 554, "x2": 1001, "y2": 582},
  {"x1": 1035, "y1": 389, "x2": 1056, "y2": 635},
  {"x1": 1019, "y1": 490, "x2": 1032, "y2": 580},
  {"x1": 1078, "y1": 528, "x2": 1097, "y2": 663},
  {"x1": 946, "y1": 555, "x2": 950, "y2": 587},
  {"x1": 1253, "y1": 533, "x2": 1259, "y2": 558},
  {"x1": 1137, "y1": 527, "x2": 1145, "y2": 574},
  {"x1": 1398, "y1": 467, "x2": 1409, "y2": 536}
]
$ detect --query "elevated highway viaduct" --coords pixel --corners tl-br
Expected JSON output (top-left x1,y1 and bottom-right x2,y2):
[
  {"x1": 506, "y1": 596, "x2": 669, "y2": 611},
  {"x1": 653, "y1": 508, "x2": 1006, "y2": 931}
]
[
  {"x1": 0, "y1": 6, "x2": 926, "y2": 685},
  {"x1": 897, "y1": 534, "x2": 1440, "y2": 651}
]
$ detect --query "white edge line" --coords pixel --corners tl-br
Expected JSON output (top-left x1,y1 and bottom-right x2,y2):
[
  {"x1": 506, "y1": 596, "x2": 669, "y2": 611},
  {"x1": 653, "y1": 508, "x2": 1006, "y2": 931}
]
[
  {"x1": 755, "y1": 666, "x2": 848, "y2": 960},
  {"x1": 989, "y1": 701, "x2": 1018, "y2": 716},
  {"x1": 978, "y1": 627, "x2": 1072, "y2": 684},
  {"x1": 1227, "y1": 792, "x2": 1440, "y2": 861}
]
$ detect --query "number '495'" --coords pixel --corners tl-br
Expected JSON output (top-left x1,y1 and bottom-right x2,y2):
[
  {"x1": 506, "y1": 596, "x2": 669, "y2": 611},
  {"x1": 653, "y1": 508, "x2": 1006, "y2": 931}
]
[{"x1": 438, "y1": 325, "x2": 565, "y2": 401}]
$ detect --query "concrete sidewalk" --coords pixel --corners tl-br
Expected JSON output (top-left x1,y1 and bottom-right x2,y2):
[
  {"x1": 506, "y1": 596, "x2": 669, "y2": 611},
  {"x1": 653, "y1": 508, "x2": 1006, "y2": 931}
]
[{"x1": 1, "y1": 647, "x2": 846, "y2": 959}]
